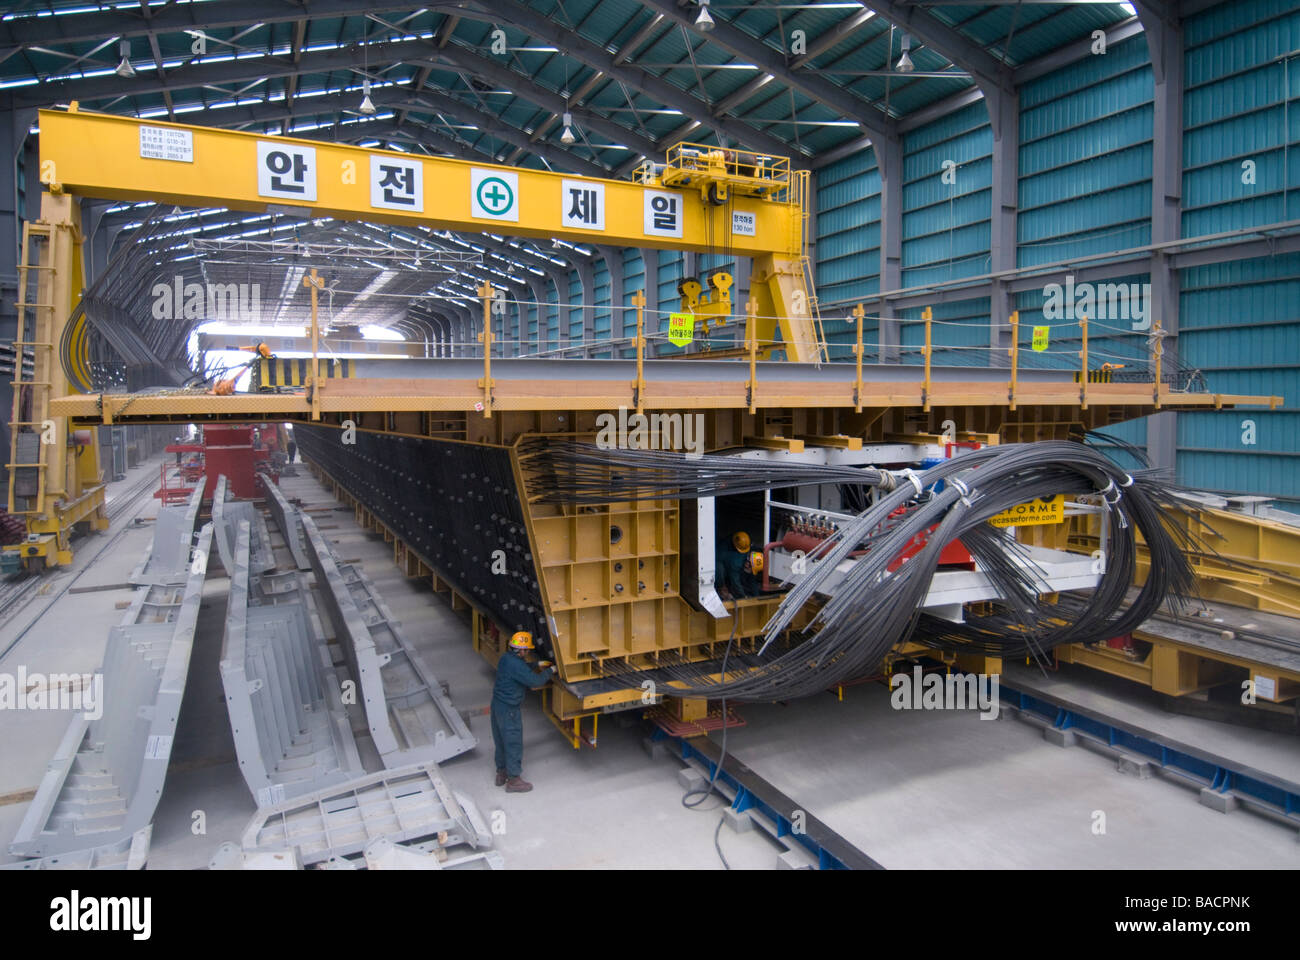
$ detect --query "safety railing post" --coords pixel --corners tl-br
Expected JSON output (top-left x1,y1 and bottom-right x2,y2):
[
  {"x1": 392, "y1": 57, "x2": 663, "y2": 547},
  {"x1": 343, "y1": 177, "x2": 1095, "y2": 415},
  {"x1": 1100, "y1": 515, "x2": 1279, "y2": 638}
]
[
  {"x1": 302, "y1": 267, "x2": 324, "y2": 421},
  {"x1": 1008, "y1": 309, "x2": 1020, "y2": 412},
  {"x1": 921, "y1": 306, "x2": 933, "y2": 412},
  {"x1": 852, "y1": 303, "x2": 865, "y2": 413},
  {"x1": 633, "y1": 290, "x2": 646, "y2": 414},
  {"x1": 746, "y1": 297, "x2": 758, "y2": 414},
  {"x1": 1152, "y1": 311, "x2": 1162, "y2": 409},
  {"x1": 1079, "y1": 313, "x2": 1089, "y2": 410},
  {"x1": 478, "y1": 282, "x2": 494, "y2": 418}
]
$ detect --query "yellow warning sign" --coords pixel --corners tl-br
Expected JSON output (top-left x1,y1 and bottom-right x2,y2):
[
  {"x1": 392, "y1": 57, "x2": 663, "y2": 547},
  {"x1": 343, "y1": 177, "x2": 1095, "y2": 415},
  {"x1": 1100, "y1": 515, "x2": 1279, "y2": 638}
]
[
  {"x1": 668, "y1": 312, "x2": 695, "y2": 347},
  {"x1": 988, "y1": 494, "x2": 1065, "y2": 528},
  {"x1": 1031, "y1": 326, "x2": 1050, "y2": 352}
]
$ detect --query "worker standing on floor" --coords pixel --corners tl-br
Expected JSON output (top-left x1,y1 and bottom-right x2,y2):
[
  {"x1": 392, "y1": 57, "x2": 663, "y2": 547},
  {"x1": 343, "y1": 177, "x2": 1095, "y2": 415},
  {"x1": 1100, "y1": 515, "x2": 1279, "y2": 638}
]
[
  {"x1": 492, "y1": 631, "x2": 556, "y2": 793},
  {"x1": 716, "y1": 531, "x2": 763, "y2": 600}
]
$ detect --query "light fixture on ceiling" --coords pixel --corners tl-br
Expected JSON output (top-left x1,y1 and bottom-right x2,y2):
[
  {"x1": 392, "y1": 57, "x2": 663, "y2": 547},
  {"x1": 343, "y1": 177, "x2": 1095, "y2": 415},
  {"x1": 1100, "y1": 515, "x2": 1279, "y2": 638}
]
[
  {"x1": 359, "y1": 78, "x2": 377, "y2": 115},
  {"x1": 115, "y1": 40, "x2": 135, "y2": 78},
  {"x1": 560, "y1": 110, "x2": 576, "y2": 144},
  {"x1": 695, "y1": 0, "x2": 715, "y2": 33},
  {"x1": 896, "y1": 34, "x2": 914, "y2": 73}
]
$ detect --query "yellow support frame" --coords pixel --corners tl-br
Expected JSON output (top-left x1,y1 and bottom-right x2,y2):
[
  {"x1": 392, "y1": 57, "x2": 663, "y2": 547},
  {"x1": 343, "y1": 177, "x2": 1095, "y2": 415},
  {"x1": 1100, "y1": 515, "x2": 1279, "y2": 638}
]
[{"x1": 5, "y1": 193, "x2": 107, "y2": 569}]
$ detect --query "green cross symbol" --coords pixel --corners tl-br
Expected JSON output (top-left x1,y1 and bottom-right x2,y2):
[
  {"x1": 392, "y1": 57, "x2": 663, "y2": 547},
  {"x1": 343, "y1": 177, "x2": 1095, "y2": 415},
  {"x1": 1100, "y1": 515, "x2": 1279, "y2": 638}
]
[{"x1": 477, "y1": 176, "x2": 514, "y2": 215}]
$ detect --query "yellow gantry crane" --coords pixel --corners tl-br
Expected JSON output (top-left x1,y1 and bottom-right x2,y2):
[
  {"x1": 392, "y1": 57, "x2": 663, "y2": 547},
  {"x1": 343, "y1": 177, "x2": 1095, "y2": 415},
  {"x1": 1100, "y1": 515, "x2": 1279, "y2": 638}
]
[{"x1": 5, "y1": 105, "x2": 824, "y2": 570}]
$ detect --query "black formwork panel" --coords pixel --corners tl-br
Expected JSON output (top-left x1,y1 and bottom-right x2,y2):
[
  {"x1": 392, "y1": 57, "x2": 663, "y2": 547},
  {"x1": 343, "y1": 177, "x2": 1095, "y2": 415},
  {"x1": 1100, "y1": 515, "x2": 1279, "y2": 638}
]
[{"x1": 295, "y1": 424, "x2": 550, "y2": 652}]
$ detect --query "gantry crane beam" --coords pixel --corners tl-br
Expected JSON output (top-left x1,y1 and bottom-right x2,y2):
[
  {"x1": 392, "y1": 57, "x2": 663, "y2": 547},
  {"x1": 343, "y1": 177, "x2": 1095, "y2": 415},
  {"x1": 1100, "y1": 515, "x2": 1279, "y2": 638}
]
[{"x1": 37, "y1": 107, "x2": 801, "y2": 258}]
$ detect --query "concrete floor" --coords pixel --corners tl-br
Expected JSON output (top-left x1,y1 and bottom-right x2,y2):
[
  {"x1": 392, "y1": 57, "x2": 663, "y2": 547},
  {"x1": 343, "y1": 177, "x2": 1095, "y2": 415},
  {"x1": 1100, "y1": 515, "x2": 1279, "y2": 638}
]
[
  {"x1": 0, "y1": 458, "x2": 782, "y2": 870},
  {"x1": 716, "y1": 675, "x2": 1300, "y2": 869},
  {"x1": 2, "y1": 454, "x2": 1297, "y2": 870}
]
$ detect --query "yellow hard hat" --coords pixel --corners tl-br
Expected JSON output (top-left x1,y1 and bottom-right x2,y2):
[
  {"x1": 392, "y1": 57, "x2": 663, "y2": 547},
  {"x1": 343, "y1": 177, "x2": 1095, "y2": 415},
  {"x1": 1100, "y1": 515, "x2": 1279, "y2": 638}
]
[
  {"x1": 748, "y1": 551, "x2": 764, "y2": 574},
  {"x1": 509, "y1": 631, "x2": 534, "y2": 650},
  {"x1": 732, "y1": 531, "x2": 751, "y2": 552}
]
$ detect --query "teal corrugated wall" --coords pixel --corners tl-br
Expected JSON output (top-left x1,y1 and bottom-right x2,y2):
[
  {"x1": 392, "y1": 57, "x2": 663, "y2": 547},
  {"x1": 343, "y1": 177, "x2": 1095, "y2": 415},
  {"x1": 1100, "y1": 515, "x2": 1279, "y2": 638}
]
[
  {"x1": 815, "y1": 148, "x2": 881, "y2": 305},
  {"x1": 1176, "y1": 0, "x2": 1300, "y2": 505},
  {"x1": 902, "y1": 102, "x2": 993, "y2": 287}
]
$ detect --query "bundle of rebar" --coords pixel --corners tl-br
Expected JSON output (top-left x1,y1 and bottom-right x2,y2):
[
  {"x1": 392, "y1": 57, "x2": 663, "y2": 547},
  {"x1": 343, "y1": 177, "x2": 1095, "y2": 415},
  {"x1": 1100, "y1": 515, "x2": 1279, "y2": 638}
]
[{"x1": 521, "y1": 435, "x2": 1201, "y2": 701}]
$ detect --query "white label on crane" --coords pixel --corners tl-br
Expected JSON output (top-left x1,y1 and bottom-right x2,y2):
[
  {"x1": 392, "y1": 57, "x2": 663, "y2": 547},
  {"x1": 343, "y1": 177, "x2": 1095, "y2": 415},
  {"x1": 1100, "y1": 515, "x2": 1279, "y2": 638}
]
[
  {"x1": 644, "y1": 189, "x2": 683, "y2": 238},
  {"x1": 370, "y1": 155, "x2": 423, "y2": 212},
  {"x1": 561, "y1": 180, "x2": 605, "y2": 230},
  {"x1": 471, "y1": 169, "x2": 519, "y2": 221},
  {"x1": 257, "y1": 141, "x2": 317, "y2": 201},
  {"x1": 732, "y1": 210, "x2": 756, "y2": 236},
  {"x1": 139, "y1": 126, "x2": 193, "y2": 162}
]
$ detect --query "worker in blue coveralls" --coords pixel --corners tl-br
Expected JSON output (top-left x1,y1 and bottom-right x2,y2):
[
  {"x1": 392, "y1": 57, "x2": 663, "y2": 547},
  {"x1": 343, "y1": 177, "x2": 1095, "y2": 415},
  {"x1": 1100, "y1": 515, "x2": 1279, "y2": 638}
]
[
  {"x1": 492, "y1": 631, "x2": 556, "y2": 793},
  {"x1": 716, "y1": 530, "x2": 764, "y2": 600}
]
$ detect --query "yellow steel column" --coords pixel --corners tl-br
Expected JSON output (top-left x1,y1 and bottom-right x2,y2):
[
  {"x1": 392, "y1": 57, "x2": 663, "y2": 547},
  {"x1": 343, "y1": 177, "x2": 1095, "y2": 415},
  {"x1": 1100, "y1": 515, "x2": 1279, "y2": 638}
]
[
  {"x1": 749, "y1": 253, "x2": 824, "y2": 363},
  {"x1": 303, "y1": 268, "x2": 324, "y2": 421},
  {"x1": 5, "y1": 191, "x2": 109, "y2": 567}
]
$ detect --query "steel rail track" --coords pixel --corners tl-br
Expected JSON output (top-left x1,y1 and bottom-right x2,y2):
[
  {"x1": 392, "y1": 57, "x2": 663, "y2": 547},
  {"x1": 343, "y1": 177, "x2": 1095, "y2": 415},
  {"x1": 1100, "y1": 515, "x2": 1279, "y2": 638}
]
[{"x1": 0, "y1": 465, "x2": 167, "y2": 660}]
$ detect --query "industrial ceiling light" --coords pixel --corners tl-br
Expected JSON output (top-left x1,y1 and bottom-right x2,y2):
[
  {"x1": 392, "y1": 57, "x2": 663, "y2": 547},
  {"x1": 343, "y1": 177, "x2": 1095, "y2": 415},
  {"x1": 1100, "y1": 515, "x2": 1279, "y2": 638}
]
[
  {"x1": 115, "y1": 40, "x2": 135, "y2": 78},
  {"x1": 695, "y1": 0, "x2": 715, "y2": 33},
  {"x1": 895, "y1": 34, "x2": 914, "y2": 73},
  {"x1": 359, "y1": 79, "x2": 377, "y2": 115},
  {"x1": 560, "y1": 110, "x2": 576, "y2": 144}
]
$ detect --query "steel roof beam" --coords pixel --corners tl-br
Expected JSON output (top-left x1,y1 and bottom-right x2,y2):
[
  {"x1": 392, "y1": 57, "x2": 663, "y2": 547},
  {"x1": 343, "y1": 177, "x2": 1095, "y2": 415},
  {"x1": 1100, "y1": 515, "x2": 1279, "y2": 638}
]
[
  {"x1": 8, "y1": 33, "x2": 426, "y2": 110},
  {"x1": 0, "y1": 2, "x2": 478, "y2": 48},
  {"x1": 470, "y1": 0, "x2": 806, "y2": 165},
  {"x1": 849, "y1": 0, "x2": 1013, "y2": 96},
  {"x1": 198, "y1": 88, "x2": 615, "y2": 178},
  {"x1": 423, "y1": 42, "x2": 661, "y2": 162},
  {"x1": 635, "y1": 0, "x2": 899, "y2": 149}
]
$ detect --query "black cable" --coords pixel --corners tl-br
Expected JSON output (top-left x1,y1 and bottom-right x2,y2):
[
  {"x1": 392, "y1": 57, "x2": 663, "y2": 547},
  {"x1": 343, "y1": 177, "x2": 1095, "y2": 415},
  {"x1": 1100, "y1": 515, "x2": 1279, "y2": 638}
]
[{"x1": 679, "y1": 605, "x2": 738, "y2": 870}]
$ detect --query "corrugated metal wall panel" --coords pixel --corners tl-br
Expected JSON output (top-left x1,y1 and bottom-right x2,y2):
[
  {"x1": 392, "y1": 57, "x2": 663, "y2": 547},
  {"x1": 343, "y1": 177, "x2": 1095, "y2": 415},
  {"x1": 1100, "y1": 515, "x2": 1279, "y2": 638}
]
[
  {"x1": 567, "y1": 271, "x2": 582, "y2": 343},
  {"x1": 902, "y1": 104, "x2": 992, "y2": 287},
  {"x1": 815, "y1": 149, "x2": 882, "y2": 305},
  {"x1": 593, "y1": 260, "x2": 612, "y2": 357},
  {"x1": 1176, "y1": 0, "x2": 1299, "y2": 504}
]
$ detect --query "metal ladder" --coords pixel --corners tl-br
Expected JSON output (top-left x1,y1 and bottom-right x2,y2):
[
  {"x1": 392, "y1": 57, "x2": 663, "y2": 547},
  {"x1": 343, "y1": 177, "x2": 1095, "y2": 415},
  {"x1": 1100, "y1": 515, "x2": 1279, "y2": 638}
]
[{"x1": 8, "y1": 222, "x2": 56, "y2": 516}]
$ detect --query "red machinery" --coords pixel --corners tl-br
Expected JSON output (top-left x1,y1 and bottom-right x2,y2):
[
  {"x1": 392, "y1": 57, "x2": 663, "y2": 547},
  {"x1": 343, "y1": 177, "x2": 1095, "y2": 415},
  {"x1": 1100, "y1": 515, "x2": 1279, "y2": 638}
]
[{"x1": 156, "y1": 424, "x2": 279, "y2": 501}]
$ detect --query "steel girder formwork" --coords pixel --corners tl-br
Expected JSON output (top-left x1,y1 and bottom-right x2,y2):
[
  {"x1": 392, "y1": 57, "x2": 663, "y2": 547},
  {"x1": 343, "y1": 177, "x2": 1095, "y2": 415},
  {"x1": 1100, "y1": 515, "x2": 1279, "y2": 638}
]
[
  {"x1": 211, "y1": 473, "x2": 275, "y2": 576},
  {"x1": 295, "y1": 425, "x2": 549, "y2": 647},
  {"x1": 0, "y1": 827, "x2": 152, "y2": 871},
  {"x1": 238, "y1": 762, "x2": 493, "y2": 867},
  {"x1": 292, "y1": 423, "x2": 803, "y2": 705},
  {"x1": 127, "y1": 481, "x2": 203, "y2": 586},
  {"x1": 300, "y1": 511, "x2": 477, "y2": 767},
  {"x1": 219, "y1": 520, "x2": 365, "y2": 807},
  {"x1": 10, "y1": 524, "x2": 214, "y2": 859},
  {"x1": 261, "y1": 475, "x2": 312, "y2": 572}
]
